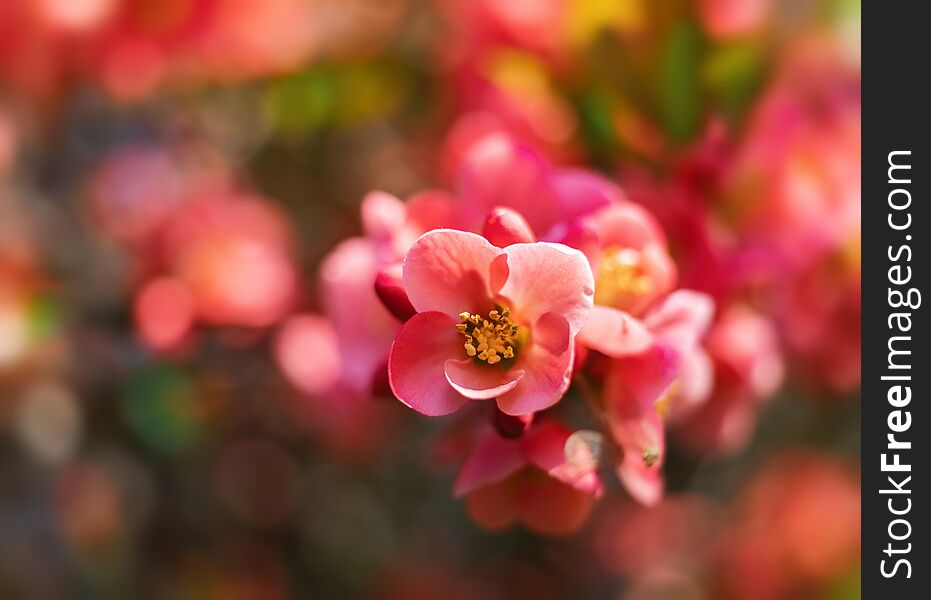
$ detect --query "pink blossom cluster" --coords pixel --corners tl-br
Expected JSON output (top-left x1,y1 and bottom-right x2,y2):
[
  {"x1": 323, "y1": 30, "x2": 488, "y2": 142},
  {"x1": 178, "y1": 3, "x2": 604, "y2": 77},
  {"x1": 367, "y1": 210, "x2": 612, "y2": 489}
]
[{"x1": 276, "y1": 127, "x2": 790, "y2": 533}]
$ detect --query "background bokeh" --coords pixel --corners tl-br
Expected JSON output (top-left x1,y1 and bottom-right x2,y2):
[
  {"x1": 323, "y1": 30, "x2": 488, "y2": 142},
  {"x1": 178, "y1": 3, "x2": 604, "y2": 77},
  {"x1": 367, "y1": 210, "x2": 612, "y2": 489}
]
[{"x1": 0, "y1": 0, "x2": 859, "y2": 598}]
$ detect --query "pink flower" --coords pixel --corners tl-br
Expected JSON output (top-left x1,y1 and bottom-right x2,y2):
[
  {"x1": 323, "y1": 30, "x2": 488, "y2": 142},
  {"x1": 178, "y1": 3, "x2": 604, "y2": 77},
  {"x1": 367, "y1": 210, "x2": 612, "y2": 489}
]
[
  {"x1": 454, "y1": 420, "x2": 603, "y2": 535},
  {"x1": 388, "y1": 229, "x2": 593, "y2": 416}
]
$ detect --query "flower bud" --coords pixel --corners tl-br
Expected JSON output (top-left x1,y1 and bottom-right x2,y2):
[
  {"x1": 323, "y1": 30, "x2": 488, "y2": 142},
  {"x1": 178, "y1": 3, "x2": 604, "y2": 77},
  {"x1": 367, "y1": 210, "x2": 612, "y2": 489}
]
[
  {"x1": 374, "y1": 263, "x2": 416, "y2": 322},
  {"x1": 482, "y1": 207, "x2": 536, "y2": 247},
  {"x1": 491, "y1": 405, "x2": 533, "y2": 438}
]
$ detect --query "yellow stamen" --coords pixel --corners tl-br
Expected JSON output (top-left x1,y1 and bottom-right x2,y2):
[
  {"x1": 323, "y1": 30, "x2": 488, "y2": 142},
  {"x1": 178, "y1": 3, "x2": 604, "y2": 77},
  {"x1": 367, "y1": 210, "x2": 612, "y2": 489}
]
[
  {"x1": 594, "y1": 246, "x2": 653, "y2": 308},
  {"x1": 456, "y1": 305, "x2": 521, "y2": 365}
]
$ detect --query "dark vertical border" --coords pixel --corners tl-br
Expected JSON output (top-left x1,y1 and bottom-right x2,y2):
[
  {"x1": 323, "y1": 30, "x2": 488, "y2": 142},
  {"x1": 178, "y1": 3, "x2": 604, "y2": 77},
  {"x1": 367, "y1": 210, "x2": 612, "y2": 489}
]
[{"x1": 863, "y1": 3, "x2": 927, "y2": 596}]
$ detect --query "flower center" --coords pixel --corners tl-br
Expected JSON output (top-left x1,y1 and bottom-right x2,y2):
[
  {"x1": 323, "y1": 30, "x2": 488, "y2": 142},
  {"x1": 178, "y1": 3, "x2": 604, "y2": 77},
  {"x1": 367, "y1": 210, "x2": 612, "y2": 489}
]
[
  {"x1": 594, "y1": 246, "x2": 652, "y2": 308},
  {"x1": 456, "y1": 306, "x2": 520, "y2": 365}
]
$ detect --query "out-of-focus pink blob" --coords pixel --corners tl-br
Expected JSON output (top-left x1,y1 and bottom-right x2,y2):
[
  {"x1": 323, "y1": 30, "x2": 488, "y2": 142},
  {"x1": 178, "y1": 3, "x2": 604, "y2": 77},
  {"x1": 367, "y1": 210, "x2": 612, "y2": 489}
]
[
  {"x1": 134, "y1": 276, "x2": 194, "y2": 351},
  {"x1": 696, "y1": 0, "x2": 771, "y2": 39},
  {"x1": 166, "y1": 196, "x2": 296, "y2": 328},
  {"x1": 714, "y1": 453, "x2": 860, "y2": 598},
  {"x1": 274, "y1": 314, "x2": 342, "y2": 398}
]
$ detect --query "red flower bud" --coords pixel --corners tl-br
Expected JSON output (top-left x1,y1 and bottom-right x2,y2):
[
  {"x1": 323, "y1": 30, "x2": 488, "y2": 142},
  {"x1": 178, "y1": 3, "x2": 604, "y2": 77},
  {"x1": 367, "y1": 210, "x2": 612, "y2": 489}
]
[
  {"x1": 482, "y1": 207, "x2": 536, "y2": 247},
  {"x1": 374, "y1": 263, "x2": 416, "y2": 322}
]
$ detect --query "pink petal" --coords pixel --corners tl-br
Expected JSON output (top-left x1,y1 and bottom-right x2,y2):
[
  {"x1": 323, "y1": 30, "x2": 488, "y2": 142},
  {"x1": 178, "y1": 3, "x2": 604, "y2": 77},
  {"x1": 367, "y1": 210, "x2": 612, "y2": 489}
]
[
  {"x1": 496, "y1": 312, "x2": 574, "y2": 416},
  {"x1": 320, "y1": 238, "x2": 398, "y2": 389},
  {"x1": 590, "y1": 201, "x2": 668, "y2": 250},
  {"x1": 550, "y1": 221, "x2": 601, "y2": 267},
  {"x1": 499, "y1": 242, "x2": 594, "y2": 334},
  {"x1": 444, "y1": 359, "x2": 524, "y2": 400},
  {"x1": 361, "y1": 190, "x2": 406, "y2": 243},
  {"x1": 667, "y1": 347, "x2": 713, "y2": 421},
  {"x1": 388, "y1": 311, "x2": 468, "y2": 416},
  {"x1": 517, "y1": 476, "x2": 595, "y2": 534},
  {"x1": 552, "y1": 169, "x2": 623, "y2": 222},
  {"x1": 611, "y1": 409, "x2": 665, "y2": 506},
  {"x1": 522, "y1": 421, "x2": 603, "y2": 497},
  {"x1": 454, "y1": 429, "x2": 525, "y2": 496},
  {"x1": 617, "y1": 455, "x2": 664, "y2": 506},
  {"x1": 402, "y1": 230, "x2": 507, "y2": 318},
  {"x1": 607, "y1": 344, "x2": 681, "y2": 414},
  {"x1": 458, "y1": 134, "x2": 559, "y2": 235},
  {"x1": 644, "y1": 290, "x2": 714, "y2": 350},
  {"x1": 577, "y1": 305, "x2": 653, "y2": 357}
]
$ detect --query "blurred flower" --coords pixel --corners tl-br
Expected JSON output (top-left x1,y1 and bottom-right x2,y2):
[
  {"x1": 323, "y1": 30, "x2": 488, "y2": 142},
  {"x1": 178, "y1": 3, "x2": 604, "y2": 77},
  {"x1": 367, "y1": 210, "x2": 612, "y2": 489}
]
[{"x1": 713, "y1": 452, "x2": 860, "y2": 599}]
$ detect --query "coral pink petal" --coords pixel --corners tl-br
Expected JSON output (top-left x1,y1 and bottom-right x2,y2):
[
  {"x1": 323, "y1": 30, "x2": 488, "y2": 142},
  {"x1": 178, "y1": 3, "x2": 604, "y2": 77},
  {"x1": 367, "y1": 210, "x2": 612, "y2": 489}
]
[
  {"x1": 577, "y1": 305, "x2": 653, "y2": 357},
  {"x1": 612, "y1": 409, "x2": 665, "y2": 505},
  {"x1": 454, "y1": 430, "x2": 525, "y2": 496},
  {"x1": 553, "y1": 221, "x2": 602, "y2": 268},
  {"x1": 644, "y1": 290, "x2": 714, "y2": 350},
  {"x1": 497, "y1": 313, "x2": 574, "y2": 416},
  {"x1": 668, "y1": 348, "x2": 714, "y2": 421},
  {"x1": 466, "y1": 479, "x2": 519, "y2": 531},
  {"x1": 608, "y1": 344, "x2": 681, "y2": 414},
  {"x1": 617, "y1": 456, "x2": 664, "y2": 506},
  {"x1": 403, "y1": 230, "x2": 506, "y2": 317},
  {"x1": 499, "y1": 242, "x2": 594, "y2": 334},
  {"x1": 518, "y1": 476, "x2": 595, "y2": 535},
  {"x1": 444, "y1": 359, "x2": 524, "y2": 400},
  {"x1": 591, "y1": 202, "x2": 668, "y2": 250},
  {"x1": 522, "y1": 421, "x2": 604, "y2": 497},
  {"x1": 388, "y1": 312, "x2": 468, "y2": 416}
]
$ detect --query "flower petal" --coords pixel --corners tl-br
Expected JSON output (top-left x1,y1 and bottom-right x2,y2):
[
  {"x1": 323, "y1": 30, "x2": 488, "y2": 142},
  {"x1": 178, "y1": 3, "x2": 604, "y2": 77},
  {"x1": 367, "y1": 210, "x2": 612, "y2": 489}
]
[
  {"x1": 496, "y1": 312, "x2": 574, "y2": 416},
  {"x1": 518, "y1": 475, "x2": 595, "y2": 535},
  {"x1": 454, "y1": 429, "x2": 525, "y2": 496},
  {"x1": 444, "y1": 359, "x2": 524, "y2": 400},
  {"x1": 611, "y1": 409, "x2": 665, "y2": 506},
  {"x1": 388, "y1": 311, "x2": 467, "y2": 416},
  {"x1": 361, "y1": 190, "x2": 406, "y2": 243},
  {"x1": 459, "y1": 134, "x2": 559, "y2": 235},
  {"x1": 499, "y1": 242, "x2": 594, "y2": 334},
  {"x1": 403, "y1": 229, "x2": 506, "y2": 318},
  {"x1": 466, "y1": 478, "x2": 519, "y2": 531},
  {"x1": 522, "y1": 421, "x2": 603, "y2": 497},
  {"x1": 617, "y1": 455, "x2": 664, "y2": 507},
  {"x1": 577, "y1": 305, "x2": 653, "y2": 357},
  {"x1": 607, "y1": 343, "x2": 681, "y2": 414},
  {"x1": 644, "y1": 290, "x2": 714, "y2": 350},
  {"x1": 552, "y1": 169, "x2": 622, "y2": 223},
  {"x1": 591, "y1": 201, "x2": 668, "y2": 250}
]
